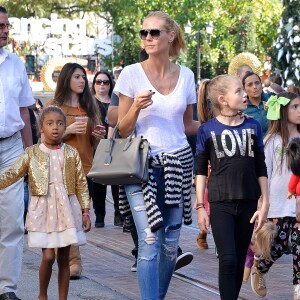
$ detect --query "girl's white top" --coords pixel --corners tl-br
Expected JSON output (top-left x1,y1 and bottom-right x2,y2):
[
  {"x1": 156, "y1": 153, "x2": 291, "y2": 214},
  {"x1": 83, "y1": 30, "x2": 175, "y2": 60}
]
[
  {"x1": 114, "y1": 63, "x2": 196, "y2": 156},
  {"x1": 265, "y1": 134, "x2": 296, "y2": 218}
]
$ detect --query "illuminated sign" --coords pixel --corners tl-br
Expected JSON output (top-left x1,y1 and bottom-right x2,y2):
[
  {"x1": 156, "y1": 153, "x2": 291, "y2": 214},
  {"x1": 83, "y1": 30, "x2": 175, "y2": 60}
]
[{"x1": 8, "y1": 16, "x2": 114, "y2": 56}]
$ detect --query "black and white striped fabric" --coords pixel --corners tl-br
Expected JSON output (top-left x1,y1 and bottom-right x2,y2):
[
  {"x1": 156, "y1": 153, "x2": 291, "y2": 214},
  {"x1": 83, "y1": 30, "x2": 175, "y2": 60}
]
[{"x1": 119, "y1": 145, "x2": 194, "y2": 232}]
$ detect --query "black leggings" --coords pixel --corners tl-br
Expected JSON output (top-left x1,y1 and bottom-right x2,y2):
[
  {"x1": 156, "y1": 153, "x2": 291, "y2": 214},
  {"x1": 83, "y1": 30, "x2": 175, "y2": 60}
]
[
  {"x1": 92, "y1": 183, "x2": 121, "y2": 218},
  {"x1": 210, "y1": 200, "x2": 257, "y2": 300}
]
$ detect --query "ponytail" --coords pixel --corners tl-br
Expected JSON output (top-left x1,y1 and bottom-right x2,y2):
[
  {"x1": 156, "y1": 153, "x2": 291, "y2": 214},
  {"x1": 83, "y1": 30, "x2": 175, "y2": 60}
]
[{"x1": 197, "y1": 79, "x2": 213, "y2": 123}]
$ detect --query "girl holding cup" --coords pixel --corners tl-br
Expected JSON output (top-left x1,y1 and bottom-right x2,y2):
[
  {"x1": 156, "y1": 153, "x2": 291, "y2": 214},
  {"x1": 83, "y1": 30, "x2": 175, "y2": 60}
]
[{"x1": 47, "y1": 63, "x2": 103, "y2": 174}]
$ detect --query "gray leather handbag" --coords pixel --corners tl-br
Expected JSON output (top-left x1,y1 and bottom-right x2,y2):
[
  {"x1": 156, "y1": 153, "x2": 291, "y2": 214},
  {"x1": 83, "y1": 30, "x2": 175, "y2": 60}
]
[{"x1": 87, "y1": 125, "x2": 149, "y2": 185}]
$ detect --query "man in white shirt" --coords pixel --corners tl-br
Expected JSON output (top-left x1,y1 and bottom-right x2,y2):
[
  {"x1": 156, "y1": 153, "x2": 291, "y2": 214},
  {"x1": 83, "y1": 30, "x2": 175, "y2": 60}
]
[{"x1": 0, "y1": 6, "x2": 34, "y2": 300}]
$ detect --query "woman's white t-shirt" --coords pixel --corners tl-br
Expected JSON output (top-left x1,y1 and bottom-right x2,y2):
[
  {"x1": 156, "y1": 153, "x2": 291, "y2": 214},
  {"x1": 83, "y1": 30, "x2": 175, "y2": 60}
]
[
  {"x1": 114, "y1": 63, "x2": 196, "y2": 156},
  {"x1": 265, "y1": 134, "x2": 296, "y2": 218}
]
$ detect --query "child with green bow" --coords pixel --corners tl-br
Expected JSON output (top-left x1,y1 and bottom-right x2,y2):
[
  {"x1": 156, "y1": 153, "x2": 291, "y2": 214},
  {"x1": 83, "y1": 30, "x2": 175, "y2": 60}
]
[{"x1": 251, "y1": 92, "x2": 300, "y2": 299}]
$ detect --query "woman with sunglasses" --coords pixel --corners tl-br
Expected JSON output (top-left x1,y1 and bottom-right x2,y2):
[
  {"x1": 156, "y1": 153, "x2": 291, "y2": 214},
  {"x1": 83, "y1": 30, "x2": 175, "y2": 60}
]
[
  {"x1": 46, "y1": 63, "x2": 104, "y2": 280},
  {"x1": 91, "y1": 71, "x2": 123, "y2": 228},
  {"x1": 115, "y1": 11, "x2": 199, "y2": 299}
]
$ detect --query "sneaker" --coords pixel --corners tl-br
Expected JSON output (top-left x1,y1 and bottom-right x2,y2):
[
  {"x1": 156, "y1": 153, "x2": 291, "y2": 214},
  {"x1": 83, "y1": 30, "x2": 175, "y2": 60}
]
[
  {"x1": 131, "y1": 260, "x2": 137, "y2": 272},
  {"x1": 294, "y1": 284, "x2": 300, "y2": 300},
  {"x1": 215, "y1": 247, "x2": 219, "y2": 258},
  {"x1": 250, "y1": 266, "x2": 267, "y2": 298},
  {"x1": 175, "y1": 251, "x2": 193, "y2": 271},
  {"x1": 0, "y1": 292, "x2": 21, "y2": 300}
]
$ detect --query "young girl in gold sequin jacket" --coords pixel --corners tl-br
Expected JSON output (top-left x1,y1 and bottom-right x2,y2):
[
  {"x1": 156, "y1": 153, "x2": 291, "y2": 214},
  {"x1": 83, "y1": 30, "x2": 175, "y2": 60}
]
[{"x1": 0, "y1": 106, "x2": 91, "y2": 300}]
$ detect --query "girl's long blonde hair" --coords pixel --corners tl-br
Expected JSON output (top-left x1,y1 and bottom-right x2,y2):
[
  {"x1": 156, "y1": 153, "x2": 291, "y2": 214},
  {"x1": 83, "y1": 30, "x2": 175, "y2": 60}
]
[{"x1": 253, "y1": 221, "x2": 277, "y2": 261}]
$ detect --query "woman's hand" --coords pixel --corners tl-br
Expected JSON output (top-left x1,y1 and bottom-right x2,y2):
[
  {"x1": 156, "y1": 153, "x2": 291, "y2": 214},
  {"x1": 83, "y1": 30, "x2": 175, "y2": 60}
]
[
  {"x1": 198, "y1": 208, "x2": 210, "y2": 233},
  {"x1": 91, "y1": 126, "x2": 106, "y2": 140},
  {"x1": 133, "y1": 90, "x2": 155, "y2": 110},
  {"x1": 66, "y1": 122, "x2": 87, "y2": 135}
]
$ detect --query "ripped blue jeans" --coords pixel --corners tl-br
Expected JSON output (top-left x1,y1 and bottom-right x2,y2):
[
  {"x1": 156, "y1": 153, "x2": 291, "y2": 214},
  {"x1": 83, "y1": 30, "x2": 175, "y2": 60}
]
[{"x1": 124, "y1": 167, "x2": 183, "y2": 300}]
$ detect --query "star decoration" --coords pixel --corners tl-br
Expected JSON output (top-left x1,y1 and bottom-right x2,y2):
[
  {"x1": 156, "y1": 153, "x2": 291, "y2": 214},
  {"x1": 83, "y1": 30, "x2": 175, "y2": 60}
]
[{"x1": 274, "y1": 68, "x2": 282, "y2": 76}]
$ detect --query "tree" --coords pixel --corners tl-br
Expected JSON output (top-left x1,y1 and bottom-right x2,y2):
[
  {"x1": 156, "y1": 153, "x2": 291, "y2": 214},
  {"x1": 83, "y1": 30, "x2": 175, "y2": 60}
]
[
  {"x1": 0, "y1": 0, "x2": 102, "y2": 18},
  {"x1": 271, "y1": 0, "x2": 300, "y2": 85},
  {"x1": 235, "y1": 8, "x2": 258, "y2": 54},
  {"x1": 101, "y1": 0, "x2": 282, "y2": 79},
  {"x1": 184, "y1": 0, "x2": 282, "y2": 78},
  {"x1": 1, "y1": 0, "x2": 283, "y2": 79}
]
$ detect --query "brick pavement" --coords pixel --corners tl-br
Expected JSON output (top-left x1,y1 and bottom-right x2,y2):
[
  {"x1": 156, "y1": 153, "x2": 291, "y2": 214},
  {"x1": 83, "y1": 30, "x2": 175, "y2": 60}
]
[
  {"x1": 77, "y1": 188, "x2": 294, "y2": 300},
  {"x1": 19, "y1": 247, "x2": 129, "y2": 300},
  {"x1": 29, "y1": 91, "x2": 294, "y2": 299},
  {"x1": 22, "y1": 187, "x2": 294, "y2": 299}
]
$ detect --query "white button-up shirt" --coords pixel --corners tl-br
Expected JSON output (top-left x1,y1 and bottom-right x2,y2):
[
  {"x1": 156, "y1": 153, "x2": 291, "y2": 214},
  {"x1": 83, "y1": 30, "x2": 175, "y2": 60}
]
[{"x1": 0, "y1": 48, "x2": 34, "y2": 138}]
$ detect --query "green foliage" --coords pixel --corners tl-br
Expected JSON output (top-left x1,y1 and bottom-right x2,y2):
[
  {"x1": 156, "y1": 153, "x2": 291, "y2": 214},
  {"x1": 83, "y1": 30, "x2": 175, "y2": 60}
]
[
  {"x1": 235, "y1": 9, "x2": 258, "y2": 54},
  {"x1": 0, "y1": 0, "x2": 103, "y2": 18},
  {"x1": 1, "y1": 0, "x2": 283, "y2": 79},
  {"x1": 270, "y1": 0, "x2": 300, "y2": 85}
]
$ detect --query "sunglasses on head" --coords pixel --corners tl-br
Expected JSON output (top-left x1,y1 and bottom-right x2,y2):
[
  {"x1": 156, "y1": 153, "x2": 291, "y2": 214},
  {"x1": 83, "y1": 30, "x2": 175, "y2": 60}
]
[
  {"x1": 95, "y1": 79, "x2": 110, "y2": 86},
  {"x1": 139, "y1": 29, "x2": 169, "y2": 40}
]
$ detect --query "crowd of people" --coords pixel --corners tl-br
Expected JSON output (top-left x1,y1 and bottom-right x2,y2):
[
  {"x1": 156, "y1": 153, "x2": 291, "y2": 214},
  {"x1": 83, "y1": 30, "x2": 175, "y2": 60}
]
[{"x1": 1, "y1": 5, "x2": 300, "y2": 300}]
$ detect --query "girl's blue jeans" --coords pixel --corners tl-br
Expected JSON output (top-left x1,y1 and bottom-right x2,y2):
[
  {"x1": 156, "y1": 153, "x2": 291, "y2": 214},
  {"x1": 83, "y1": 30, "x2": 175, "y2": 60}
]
[{"x1": 124, "y1": 167, "x2": 183, "y2": 300}]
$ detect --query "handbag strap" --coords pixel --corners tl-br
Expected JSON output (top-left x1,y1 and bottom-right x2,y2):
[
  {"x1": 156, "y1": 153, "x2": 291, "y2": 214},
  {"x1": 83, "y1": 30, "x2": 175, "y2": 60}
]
[{"x1": 104, "y1": 123, "x2": 135, "y2": 165}]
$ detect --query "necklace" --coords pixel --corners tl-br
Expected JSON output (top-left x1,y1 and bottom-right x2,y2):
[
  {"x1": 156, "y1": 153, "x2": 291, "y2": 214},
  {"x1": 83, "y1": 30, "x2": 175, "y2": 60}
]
[
  {"x1": 220, "y1": 111, "x2": 239, "y2": 118},
  {"x1": 145, "y1": 61, "x2": 172, "y2": 95}
]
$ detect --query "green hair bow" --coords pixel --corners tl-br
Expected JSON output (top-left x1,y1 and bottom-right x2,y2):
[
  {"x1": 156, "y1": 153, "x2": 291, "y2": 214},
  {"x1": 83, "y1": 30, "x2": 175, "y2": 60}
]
[{"x1": 265, "y1": 95, "x2": 290, "y2": 120}]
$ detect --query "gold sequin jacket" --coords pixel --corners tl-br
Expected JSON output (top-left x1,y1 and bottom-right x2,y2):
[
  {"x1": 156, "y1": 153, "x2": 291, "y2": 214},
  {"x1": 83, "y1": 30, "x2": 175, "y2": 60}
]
[{"x1": 0, "y1": 144, "x2": 90, "y2": 209}]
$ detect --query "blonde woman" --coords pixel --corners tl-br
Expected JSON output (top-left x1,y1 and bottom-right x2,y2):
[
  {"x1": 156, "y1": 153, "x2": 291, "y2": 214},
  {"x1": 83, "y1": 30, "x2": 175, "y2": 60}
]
[{"x1": 115, "y1": 11, "x2": 198, "y2": 299}]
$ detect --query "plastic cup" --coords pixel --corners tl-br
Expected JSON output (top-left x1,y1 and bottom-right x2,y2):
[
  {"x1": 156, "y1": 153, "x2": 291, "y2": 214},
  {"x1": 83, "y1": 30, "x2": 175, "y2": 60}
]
[{"x1": 74, "y1": 116, "x2": 88, "y2": 134}]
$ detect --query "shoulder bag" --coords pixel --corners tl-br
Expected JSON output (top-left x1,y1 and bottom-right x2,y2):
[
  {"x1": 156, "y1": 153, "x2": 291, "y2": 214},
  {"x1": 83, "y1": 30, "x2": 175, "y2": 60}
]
[{"x1": 87, "y1": 125, "x2": 149, "y2": 185}]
